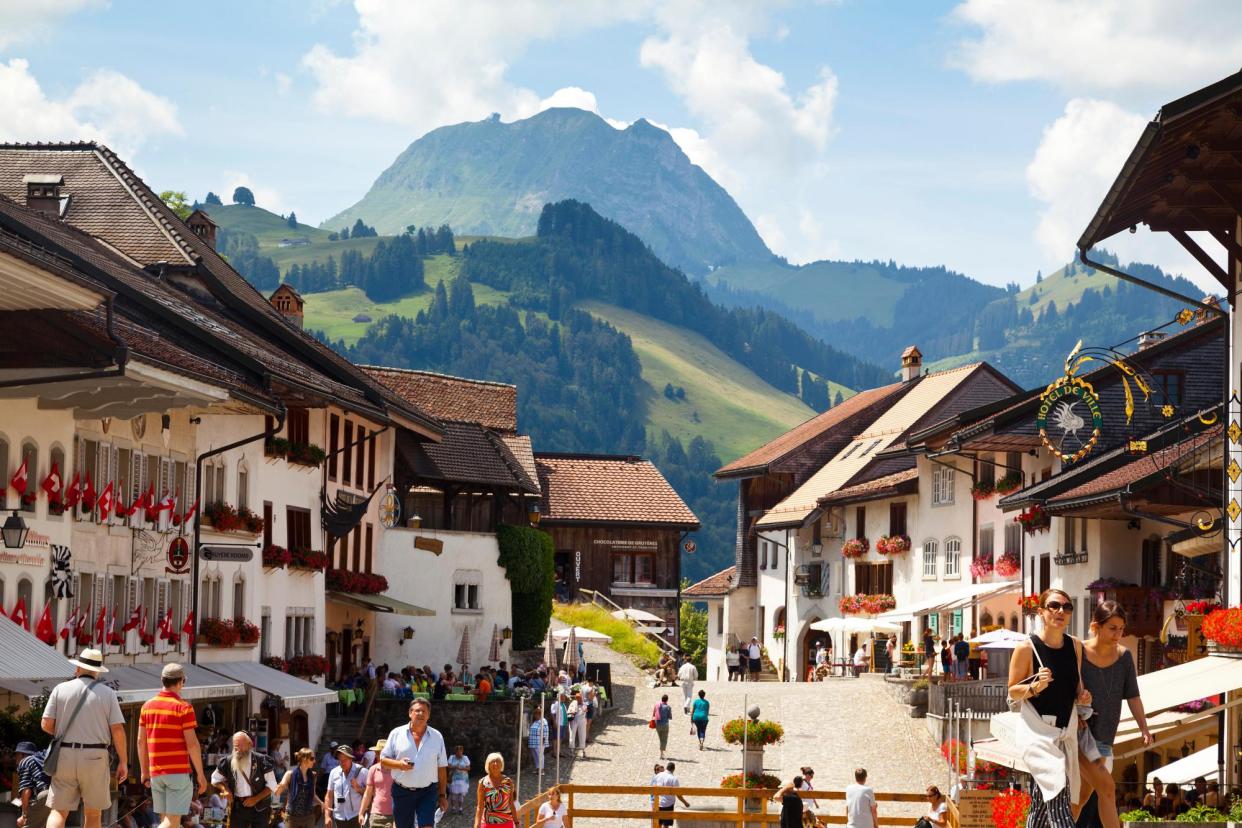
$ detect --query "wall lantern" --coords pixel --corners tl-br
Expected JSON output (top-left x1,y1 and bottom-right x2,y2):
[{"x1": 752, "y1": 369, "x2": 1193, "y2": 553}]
[
  {"x1": 399, "y1": 626, "x2": 415, "y2": 645},
  {"x1": 161, "y1": 413, "x2": 172, "y2": 449},
  {"x1": 2, "y1": 511, "x2": 30, "y2": 549},
  {"x1": 502, "y1": 626, "x2": 513, "y2": 640},
  {"x1": 810, "y1": 542, "x2": 823, "y2": 557},
  {"x1": 409, "y1": 513, "x2": 422, "y2": 529},
  {"x1": 527, "y1": 503, "x2": 541, "y2": 526}
]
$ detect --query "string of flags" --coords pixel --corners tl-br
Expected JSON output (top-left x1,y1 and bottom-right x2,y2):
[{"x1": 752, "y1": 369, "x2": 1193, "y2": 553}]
[
  {"x1": 5, "y1": 596, "x2": 196, "y2": 648},
  {"x1": 10, "y1": 461, "x2": 199, "y2": 529}
]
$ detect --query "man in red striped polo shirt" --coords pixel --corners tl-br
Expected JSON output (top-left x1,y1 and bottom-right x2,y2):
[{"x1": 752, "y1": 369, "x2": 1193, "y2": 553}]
[{"x1": 138, "y1": 664, "x2": 208, "y2": 828}]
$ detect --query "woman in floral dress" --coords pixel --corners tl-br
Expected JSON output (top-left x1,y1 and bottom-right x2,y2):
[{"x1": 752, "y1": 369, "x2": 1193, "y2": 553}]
[{"x1": 473, "y1": 752, "x2": 518, "y2": 828}]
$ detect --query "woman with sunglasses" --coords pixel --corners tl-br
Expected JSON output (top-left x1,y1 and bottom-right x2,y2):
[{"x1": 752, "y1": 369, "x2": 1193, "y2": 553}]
[
  {"x1": 1077, "y1": 601, "x2": 1152, "y2": 828},
  {"x1": 1008, "y1": 588, "x2": 1090, "y2": 828}
]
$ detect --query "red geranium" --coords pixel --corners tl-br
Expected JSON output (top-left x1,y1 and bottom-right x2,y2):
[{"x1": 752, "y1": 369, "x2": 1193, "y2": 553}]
[
  {"x1": 876, "y1": 535, "x2": 911, "y2": 556},
  {"x1": 839, "y1": 594, "x2": 896, "y2": 615},
  {"x1": 290, "y1": 548, "x2": 327, "y2": 571},
  {"x1": 1184, "y1": 600, "x2": 1222, "y2": 616},
  {"x1": 1202, "y1": 608, "x2": 1242, "y2": 649},
  {"x1": 326, "y1": 569, "x2": 388, "y2": 595},
  {"x1": 263, "y1": 545, "x2": 293, "y2": 568},
  {"x1": 994, "y1": 552, "x2": 1020, "y2": 578},
  {"x1": 288, "y1": 655, "x2": 330, "y2": 676},
  {"x1": 842, "y1": 538, "x2": 869, "y2": 558},
  {"x1": 992, "y1": 789, "x2": 1031, "y2": 828}
]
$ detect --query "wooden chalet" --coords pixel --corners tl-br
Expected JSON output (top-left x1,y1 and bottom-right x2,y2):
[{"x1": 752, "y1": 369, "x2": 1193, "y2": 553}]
[{"x1": 536, "y1": 452, "x2": 699, "y2": 642}]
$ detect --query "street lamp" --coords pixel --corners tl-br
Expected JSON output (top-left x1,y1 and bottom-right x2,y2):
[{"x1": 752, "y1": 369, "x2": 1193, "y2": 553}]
[
  {"x1": 2, "y1": 511, "x2": 29, "y2": 549},
  {"x1": 527, "y1": 502, "x2": 541, "y2": 526},
  {"x1": 502, "y1": 626, "x2": 513, "y2": 640}
]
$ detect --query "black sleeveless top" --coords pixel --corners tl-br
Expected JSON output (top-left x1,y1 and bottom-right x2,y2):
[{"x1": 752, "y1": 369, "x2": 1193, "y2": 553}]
[
  {"x1": 1029, "y1": 634, "x2": 1078, "y2": 727},
  {"x1": 780, "y1": 792, "x2": 803, "y2": 828}
]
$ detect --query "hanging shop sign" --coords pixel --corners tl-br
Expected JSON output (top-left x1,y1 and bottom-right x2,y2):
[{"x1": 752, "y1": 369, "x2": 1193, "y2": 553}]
[
  {"x1": 167, "y1": 536, "x2": 191, "y2": 574},
  {"x1": 51, "y1": 544, "x2": 73, "y2": 596},
  {"x1": 200, "y1": 545, "x2": 253, "y2": 562},
  {"x1": 682, "y1": 539, "x2": 697, "y2": 555},
  {"x1": 379, "y1": 490, "x2": 401, "y2": 529},
  {"x1": 414, "y1": 536, "x2": 444, "y2": 555},
  {"x1": 1036, "y1": 375, "x2": 1103, "y2": 464}
]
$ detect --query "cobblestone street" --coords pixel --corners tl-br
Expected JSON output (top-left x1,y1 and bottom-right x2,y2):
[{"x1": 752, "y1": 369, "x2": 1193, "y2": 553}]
[{"x1": 438, "y1": 638, "x2": 949, "y2": 825}]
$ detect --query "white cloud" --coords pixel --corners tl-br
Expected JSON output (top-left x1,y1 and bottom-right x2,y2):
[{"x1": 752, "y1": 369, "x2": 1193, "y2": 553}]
[
  {"x1": 950, "y1": 0, "x2": 1242, "y2": 95},
  {"x1": 274, "y1": 72, "x2": 292, "y2": 96},
  {"x1": 0, "y1": 59, "x2": 182, "y2": 158},
  {"x1": 0, "y1": 0, "x2": 105, "y2": 50}
]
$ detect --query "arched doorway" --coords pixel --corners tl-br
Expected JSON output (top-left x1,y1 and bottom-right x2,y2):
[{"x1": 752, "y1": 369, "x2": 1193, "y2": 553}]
[
  {"x1": 801, "y1": 618, "x2": 824, "y2": 682},
  {"x1": 289, "y1": 710, "x2": 309, "y2": 754}
]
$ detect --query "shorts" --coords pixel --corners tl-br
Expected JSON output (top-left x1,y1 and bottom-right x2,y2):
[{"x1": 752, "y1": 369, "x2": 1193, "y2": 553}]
[
  {"x1": 48, "y1": 747, "x2": 112, "y2": 811},
  {"x1": 748, "y1": 658, "x2": 761, "y2": 673},
  {"x1": 152, "y1": 773, "x2": 194, "y2": 815},
  {"x1": 659, "y1": 803, "x2": 675, "y2": 827},
  {"x1": 369, "y1": 813, "x2": 394, "y2": 828}
]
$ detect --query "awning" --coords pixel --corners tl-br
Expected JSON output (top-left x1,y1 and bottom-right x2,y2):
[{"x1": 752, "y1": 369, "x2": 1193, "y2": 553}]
[
  {"x1": 202, "y1": 661, "x2": 337, "y2": 707},
  {"x1": 328, "y1": 591, "x2": 434, "y2": 616},
  {"x1": 876, "y1": 581, "x2": 1020, "y2": 620},
  {"x1": 130, "y1": 663, "x2": 245, "y2": 702},
  {"x1": 1120, "y1": 656, "x2": 1242, "y2": 722},
  {"x1": 1170, "y1": 530, "x2": 1221, "y2": 559},
  {"x1": 0, "y1": 622, "x2": 75, "y2": 698},
  {"x1": 1146, "y1": 746, "x2": 1221, "y2": 785}
]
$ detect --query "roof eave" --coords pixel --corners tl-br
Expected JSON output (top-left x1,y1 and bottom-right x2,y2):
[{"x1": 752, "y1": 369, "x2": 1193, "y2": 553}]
[{"x1": 540, "y1": 518, "x2": 700, "y2": 530}]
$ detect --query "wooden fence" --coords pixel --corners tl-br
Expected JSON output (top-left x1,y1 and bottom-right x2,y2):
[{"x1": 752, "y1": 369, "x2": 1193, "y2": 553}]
[{"x1": 512, "y1": 784, "x2": 930, "y2": 826}]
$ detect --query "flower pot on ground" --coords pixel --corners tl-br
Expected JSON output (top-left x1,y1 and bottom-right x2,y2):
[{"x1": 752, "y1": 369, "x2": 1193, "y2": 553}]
[{"x1": 842, "y1": 537, "x2": 869, "y2": 558}]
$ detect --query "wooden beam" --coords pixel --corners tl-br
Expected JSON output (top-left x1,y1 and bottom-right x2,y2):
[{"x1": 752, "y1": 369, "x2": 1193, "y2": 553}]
[
  {"x1": 1209, "y1": 180, "x2": 1242, "y2": 216},
  {"x1": 1169, "y1": 228, "x2": 1232, "y2": 290}
]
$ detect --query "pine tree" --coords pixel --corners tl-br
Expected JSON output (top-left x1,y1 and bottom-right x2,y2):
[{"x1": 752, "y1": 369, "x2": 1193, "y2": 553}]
[
  {"x1": 287, "y1": 212, "x2": 298, "y2": 229},
  {"x1": 204, "y1": 191, "x2": 223, "y2": 206}
]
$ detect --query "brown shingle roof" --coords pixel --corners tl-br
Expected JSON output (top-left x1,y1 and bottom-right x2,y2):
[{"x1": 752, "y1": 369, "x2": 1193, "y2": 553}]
[
  {"x1": 1046, "y1": 423, "x2": 1221, "y2": 504},
  {"x1": 363, "y1": 367, "x2": 517, "y2": 433},
  {"x1": 715, "y1": 381, "x2": 908, "y2": 478},
  {"x1": 536, "y1": 453, "x2": 699, "y2": 527},
  {"x1": 397, "y1": 422, "x2": 539, "y2": 492},
  {"x1": 682, "y1": 566, "x2": 736, "y2": 597},
  {"x1": 817, "y1": 468, "x2": 918, "y2": 505}
]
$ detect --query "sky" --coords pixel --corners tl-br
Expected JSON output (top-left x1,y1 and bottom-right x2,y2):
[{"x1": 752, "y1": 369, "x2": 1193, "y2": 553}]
[{"x1": 3, "y1": 0, "x2": 1242, "y2": 292}]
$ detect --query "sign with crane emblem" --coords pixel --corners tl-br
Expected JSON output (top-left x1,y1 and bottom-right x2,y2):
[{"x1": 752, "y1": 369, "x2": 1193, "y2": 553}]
[{"x1": 1036, "y1": 375, "x2": 1103, "y2": 464}]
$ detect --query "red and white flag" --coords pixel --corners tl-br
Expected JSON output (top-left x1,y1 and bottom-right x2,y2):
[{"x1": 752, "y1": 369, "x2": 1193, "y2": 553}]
[
  {"x1": 152, "y1": 491, "x2": 175, "y2": 514},
  {"x1": 157, "y1": 608, "x2": 173, "y2": 641},
  {"x1": 107, "y1": 610, "x2": 122, "y2": 645},
  {"x1": 77, "y1": 602, "x2": 92, "y2": 645},
  {"x1": 82, "y1": 476, "x2": 97, "y2": 512},
  {"x1": 141, "y1": 484, "x2": 155, "y2": 513},
  {"x1": 182, "y1": 499, "x2": 199, "y2": 525},
  {"x1": 60, "y1": 605, "x2": 79, "y2": 641},
  {"x1": 10, "y1": 597, "x2": 29, "y2": 631},
  {"x1": 93, "y1": 606, "x2": 106, "y2": 644},
  {"x1": 123, "y1": 604, "x2": 143, "y2": 632},
  {"x1": 10, "y1": 457, "x2": 28, "y2": 495},
  {"x1": 41, "y1": 462, "x2": 62, "y2": 503},
  {"x1": 64, "y1": 473, "x2": 82, "y2": 508},
  {"x1": 34, "y1": 602, "x2": 55, "y2": 645},
  {"x1": 181, "y1": 611, "x2": 196, "y2": 645},
  {"x1": 96, "y1": 482, "x2": 115, "y2": 522}
]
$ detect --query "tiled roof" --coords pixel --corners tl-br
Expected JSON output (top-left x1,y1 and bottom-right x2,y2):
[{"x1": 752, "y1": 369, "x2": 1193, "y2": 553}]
[
  {"x1": 818, "y1": 468, "x2": 918, "y2": 505},
  {"x1": 536, "y1": 453, "x2": 699, "y2": 527},
  {"x1": 363, "y1": 367, "x2": 517, "y2": 433},
  {"x1": 397, "y1": 422, "x2": 539, "y2": 492},
  {"x1": 715, "y1": 381, "x2": 909, "y2": 477},
  {"x1": 682, "y1": 566, "x2": 736, "y2": 597},
  {"x1": 501, "y1": 435, "x2": 539, "y2": 490},
  {"x1": 0, "y1": 143, "x2": 440, "y2": 435}
]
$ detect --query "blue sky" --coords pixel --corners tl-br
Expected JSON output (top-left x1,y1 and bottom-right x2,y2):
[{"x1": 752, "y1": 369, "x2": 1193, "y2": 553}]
[{"x1": 4, "y1": 1, "x2": 1242, "y2": 291}]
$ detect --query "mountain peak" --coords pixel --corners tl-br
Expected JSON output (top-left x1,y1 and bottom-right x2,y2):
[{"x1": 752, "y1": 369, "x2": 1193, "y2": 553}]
[{"x1": 323, "y1": 108, "x2": 771, "y2": 275}]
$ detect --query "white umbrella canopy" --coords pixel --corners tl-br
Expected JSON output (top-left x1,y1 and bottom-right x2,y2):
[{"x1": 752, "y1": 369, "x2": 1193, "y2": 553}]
[
  {"x1": 972, "y1": 628, "x2": 1028, "y2": 646},
  {"x1": 563, "y1": 627, "x2": 579, "y2": 672},
  {"x1": 543, "y1": 626, "x2": 558, "y2": 669},
  {"x1": 488, "y1": 624, "x2": 502, "y2": 663},
  {"x1": 456, "y1": 626, "x2": 472, "y2": 666},
  {"x1": 809, "y1": 618, "x2": 846, "y2": 633},
  {"x1": 611, "y1": 608, "x2": 664, "y2": 624},
  {"x1": 552, "y1": 626, "x2": 613, "y2": 643}
]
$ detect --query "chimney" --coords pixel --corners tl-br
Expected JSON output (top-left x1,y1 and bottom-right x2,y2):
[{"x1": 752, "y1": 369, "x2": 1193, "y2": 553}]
[
  {"x1": 23, "y1": 174, "x2": 67, "y2": 217},
  {"x1": 186, "y1": 209, "x2": 218, "y2": 249},
  {"x1": 900, "y1": 345, "x2": 923, "y2": 382},
  {"x1": 1137, "y1": 330, "x2": 1166, "y2": 350},
  {"x1": 269, "y1": 284, "x2": 304, "y2": 328}
]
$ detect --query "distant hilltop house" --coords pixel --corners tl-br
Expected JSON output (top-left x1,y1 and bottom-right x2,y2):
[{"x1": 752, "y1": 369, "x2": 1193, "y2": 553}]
[{"x1": 277, "y1": 237, "x2": 311, "y2": 247}]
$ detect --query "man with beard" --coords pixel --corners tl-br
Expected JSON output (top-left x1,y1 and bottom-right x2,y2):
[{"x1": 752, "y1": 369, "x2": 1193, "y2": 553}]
[{"x1": 210, "y1": 733, "x2": 276, "y2": 828}]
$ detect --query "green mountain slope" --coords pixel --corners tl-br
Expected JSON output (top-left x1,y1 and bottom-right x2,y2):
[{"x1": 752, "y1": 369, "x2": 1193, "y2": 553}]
[
  {"x1": 322, "y1": 108, "x2": 773, "y2": 276},
  {"x1": 202, "y1": 203, "x2": 328, "y2": 246}
]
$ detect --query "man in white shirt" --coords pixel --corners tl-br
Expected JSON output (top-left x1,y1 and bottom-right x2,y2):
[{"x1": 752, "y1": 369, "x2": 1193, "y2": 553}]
[
  {"x1": 209, "y1": 733, "x2": 277, "y2": 828},
  {"x1": 676, "y1": 658, "x2": 698, "y2": 712},
  {"x1": 652, "y1": 762, "x2": 690, "y2": 827},
  {"x1": 846, "y1": 768, "x2": 878, "y2": 828},
  {"x1": 378, "y1": 699, "x2": 447, "y2": 828},
  {"x1": 747, "y1": 637, "x2": 762, "y2": 680},
  {"x1": 323, "y1": 746, "x2": 364, "y2": 828}
]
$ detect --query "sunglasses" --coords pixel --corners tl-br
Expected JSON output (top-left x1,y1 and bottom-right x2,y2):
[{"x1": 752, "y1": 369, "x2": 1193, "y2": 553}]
[{"x1": 1043, "y1": 601, "x2": 1073, "y2": 613}]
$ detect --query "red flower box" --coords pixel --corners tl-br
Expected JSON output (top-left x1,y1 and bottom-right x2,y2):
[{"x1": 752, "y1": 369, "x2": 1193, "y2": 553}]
[
  {"x1": 287, "y1": 655, "x2": 330, "y2": 676},
  {"x1": 992, "y1": 789, "x2": 1031, "y2": 828},
  {"x1": 263, "y1": 545, "x2": 293, "y2": 568},
  {"x1": 876, "y1": 535, "x2": 910, "y2": 556},
  {"x1": 994, "y1": 552, "x2": 1020, "y2": 578},
  {"x1": 1202, "y1": 608, "x2": 1242, "y2": 650},
  {"x1": 842, "y1": 538, "x2": 869, "y2": 558},
  {"x1": 326, "y1": 570, "x2": 388, "y2": 595},
  {"x1": 839, "y1": 594, "x2": 896, "y2": 615},
  {"x1": 290, "y1": 548, "x2": 327, "y2": 571}
]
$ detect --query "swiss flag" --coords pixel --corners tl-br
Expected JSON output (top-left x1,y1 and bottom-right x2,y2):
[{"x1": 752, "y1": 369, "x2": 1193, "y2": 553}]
[
  {"x1": 123, "y1": 604, "x2": 143, "y2": 632},
  {"x1": 41, "y1": 462, "x2": 62, "y2": 503},
  {"x1": 157, "y1": 608, "x2": 174, "y2": 641},
  {"x1": 64, "y1": 473, "x2": 82, "y2": 509},
  {"x1": 10, "y1": 457, "x2": 28, "y2": 495},
  {"x1": 107, "y1": 610, "x2": 122, "y2": 646},
  {"x1": 96, "y1": 482, "x2": 115, "y2": 522},
  {"x1": 141, "y1": 484, "x2": 155, "y2": 513},
  {"x1": 152, "y1": 491, "x2": 175, "y2": 514},
  {"x1": 60, "y1": 605, "x2": 79, "y2": 641},
  {"x1": 10, "y1": 597, "x2": 29, "y2": 631},
  {"x1": 82, "y1": 476, "x2": 97, "y2": 512},
  {"x1": 182, "y1": 499, "x2": 199, "y2": 525},
  {"x1": 93, "y1": 606, "x2": 106, "y2": 644},
  {"x1": 181, "y1": 611, "x2": 195, "y2": 645},
  {"x1": 34, "y1": 602, "x2": 55, "y2": 645}
]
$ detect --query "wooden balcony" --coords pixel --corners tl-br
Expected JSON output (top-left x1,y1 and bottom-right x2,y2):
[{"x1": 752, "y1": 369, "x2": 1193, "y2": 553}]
[{"x1": 1091, "y1": 586, "x2": 1163, "y2": 637}]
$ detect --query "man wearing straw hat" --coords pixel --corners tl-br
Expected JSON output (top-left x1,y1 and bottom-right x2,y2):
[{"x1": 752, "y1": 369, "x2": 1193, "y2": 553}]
[{"x1": 40, "y1": 647, "x2": 127, "y2": 828}]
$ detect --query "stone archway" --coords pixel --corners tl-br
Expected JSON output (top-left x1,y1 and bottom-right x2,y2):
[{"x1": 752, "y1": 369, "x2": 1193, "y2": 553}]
[{"x1": 799, "y1": 618, "x2": 824, "y2": 682}]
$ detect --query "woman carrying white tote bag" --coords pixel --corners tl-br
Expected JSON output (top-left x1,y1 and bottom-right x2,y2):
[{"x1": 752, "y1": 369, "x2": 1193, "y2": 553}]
[{"x1": 1003, "y1": 588, "x2": 1092, "y2": 828}]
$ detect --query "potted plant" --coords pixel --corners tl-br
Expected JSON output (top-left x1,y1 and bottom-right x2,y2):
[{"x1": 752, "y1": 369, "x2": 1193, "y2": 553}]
[
  {"x1": 288, "y1": 654, "x2": 330, "y2": 677},
  {"x1": 721, "y1": 718, "x2": 784, "y2": 747},
  {"x1": 995, "y1": 472, "x2": 1023, "y2": 495},
  {"x1": 262, "y1": 656, "x2": 290, "y2": 672},
  {"x1": 842, "y1": 537, "x2": 869, "y2": 558},
  {"x1": 264, "y1": 437, "x2": 290, "y2": 459},
  {"x1": 199, "y1": 617, "x2": 241, "y2": 648},
  {"x1": 1015, "y1": 505, "x2": 1050, "y2": 534},
  {"x1": 238, "y1": 507, "x2": 265, "y2": 534},
  {"x1": 262, "y1": 545, "x2": 293, "y2": 569},
  {"x1": 772, "y1": 625, "x2": 786, "y2": 640},
  {"x1": 993, "y1": 789, "x2": 1031, "y2": 828},
  {"x1": 971, "y1": 480, "x2": 995, "y2": 501},
  {"x1": 994, "y1": 551, "x2": 1020, "y2": 578},
  {"x1": 203, "y1": 502, "x2": 240, "y2": 532},
  {"x1": 237, "y1": 620, "x2": 260, "y2": 645},
  {"x1": 1019, "y1": 593, "x2": 1041, "y2": 616},
  {"x1": 287, "y1": 442, "x2": 327, "y2": 467},
  {"x1": 1201, "y1": 608, "x2": 1242, "y2": 656},
  {"x1": 326, "y1": 570, "x2": 389, "y2": 595},
  {"x1": 876, "y1": 535, "x2": 911, "y2": 556},
  {"x1": 839, "y1": 594, "x2": 897, "y2": 615},
  {"x1": 719, "y1": 773, "x2": 781, "y2": 790},
  {"x1": 289, "y1": 547, "x2": 327, "y2": 571},
  {"x1": 970, "y1": 557, "x2": 994, "y2": 579}
]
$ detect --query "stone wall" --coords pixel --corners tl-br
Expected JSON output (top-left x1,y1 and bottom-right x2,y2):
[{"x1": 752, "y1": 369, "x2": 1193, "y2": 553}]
[{"x1": 370, "y1": 698, "x2": 526, "y2": 770}]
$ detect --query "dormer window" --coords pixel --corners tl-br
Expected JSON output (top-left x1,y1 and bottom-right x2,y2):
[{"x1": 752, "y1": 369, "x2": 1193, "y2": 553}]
[{"x1": 23, "y1": 174, "x2": 67, "y2": 217}]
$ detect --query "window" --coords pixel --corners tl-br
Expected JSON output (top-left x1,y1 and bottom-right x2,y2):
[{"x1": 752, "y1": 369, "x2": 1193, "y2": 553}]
[
  {"x1": 355, "y1": 426, "x2": 367, "y2": 490},
  {"x1": 453, "y1": 570, "x2": 481, "y2": 611},
  {"x1": 368, "y1": 433, "x2": 377, "y2": 490},
  {"x1": 944, "y1": 537, "x2": 961, "y2": 578},
  {"x1": 1153, "y1": 371, "x2": 1184, "y2": 406},
  {"x1": 353, "y1": 524, "x2": 362, "y2": 571},
  {"x1": 855, "y1": 506, "x2": 866, "y2": 539},
  {"x1": 237, "y1": 464, "x2": 249, "y2": 512},
  {"x1": 759, "y1": 540, "x2": 767, "y2": 571},
  {"x1": 286, "y1": 507, "x2": 311, "y2": 553},
  {"x1": 978, "y1": 454, "x2": 995, "y2": 487},
  {"x1": 287, "y1": 408, "x2": 310, "y2": 446},
  {"x1": 1063, "y1": 517, "x2": 1086, "y2": 554},
  {"x1": 1141, "y1": 536, "x2": 1162, "y2": 587},
  {"x1": 979, "y1": 524, "x2": 994, "y2": 561},
  {"x1": 932, "y1": 466, "x2": 955, "y2": 505},
  {"x1": 889, "y1": 502, "x2": 907, "y2": 536},
  {"x1": 1005, "y1": 452, "x2": 1022, "y2": 478},
  {"x1": 611, "y1": 553, "x2": 656, "y2": 585},
  {"x1": 811, "y1": 519, "x2": 822, "y2": 556},
  {"x1": 261, "y1": 609, "x2": 271, "y2": 659},
  {"x1": 716, "y1": 606, "x2": 724, "y2": 635},
  {"x1": 328, "y1": 414, "x2": 340, "y2": 479},
  {"x1": 17, "y1": 577, "x2": 33, "y2": 619},
  {"x1": 860, "y1": 439, "x2": 882, "y2": 456},
  {"x1": 1038, "y1": 554, "x2": 1050, "y2": 594},
  {"x1": 769, "y1": 541, "x2": 779, "y2": 571},
  {"x1": 343, "y1": 420, "x2": 354, "y2": 485},
  {"x1": 854, "y1": 562, "x2": 892, "y2": 595},
  {"x1": 839, "y1": 442, "x2": 861, "y2": 460},
  {"x1": 922, "y1": 539, "x2": 938, "y2": 579},
  {"x1": 1005, "y1": 522, "x2": 1022, "y2": 556},
  {"x1": 232, "y1": 576, "x2": 245, "y2": 623},
  {"x1": 0, "y1": 436, "x2": 7, "y2": 509},
  {"x1": 636, "y1": 554, "x2": 655, "y2": 584},
  {"x1": 365, "y1": 525, "x2": 373, "y2": 573}
]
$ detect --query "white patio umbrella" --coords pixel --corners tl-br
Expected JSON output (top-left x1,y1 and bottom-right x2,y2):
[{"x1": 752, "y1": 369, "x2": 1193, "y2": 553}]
[
  {"x1": 456, "y1": 626, "x2": 472, "y2": 666},
  {"x1": 488, "y1": 624, "x2": 502, "y2": 663},
  {"x1": 808, "y1": 618, "x2": 846, "y2": 632},
  {"x1": 562, "y1": 627, "x2": 579, "y2": 673},
  {"x1": 543, "y1": 626, "x2": 558, "y2": 669},
  {"x1": 611, "y1": 608, "x2": 664, "y2": 624},
  {"x1": 971, "y1": 628, "x2": 1028, "y2": 646},
  {"x1": 551, "y1": 626, "x2": 613, "y2": 643}
]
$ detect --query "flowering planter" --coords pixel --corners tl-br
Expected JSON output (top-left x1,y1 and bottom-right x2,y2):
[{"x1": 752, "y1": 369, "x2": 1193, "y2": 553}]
[
  {"x1": 994, "y1": 553, "x2": 1020, "y2": 578},
  {"x1": 994, "y1": 473, "x2": 1023, "y2": 496},
  {"x1": 876, "y1": 535, "x2": 910, "y2": 556},
  {"x1": 842, "y1": 538, "x2": 869, "y2": 558},
  {"x1": 203, "y1": 502, "x2": 264, "y2": 535},
  {"x1": 1015, "y1": 506, "x2": 1050, "y2": 535},
  {"x1": 971, "y1": 481, "x2": 996, "y2": 501},
  {"x1": 970, "y1": 557, "x2": 994, "y2": 579},
  {"x1": 1203, "y1": 607, "x2": 1242, "y2": 657},
  {"x1": 839, "y1": 594, "x2": 896, "y2": 615},
  {"x1": 326, "y1": 570, "x2": 389, "y2": 595}
]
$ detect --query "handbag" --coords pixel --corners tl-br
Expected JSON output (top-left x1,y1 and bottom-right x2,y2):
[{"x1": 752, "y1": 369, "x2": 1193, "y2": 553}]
[{"x1": 43, "y1": 678, "x2": 102, "y2": 778}]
